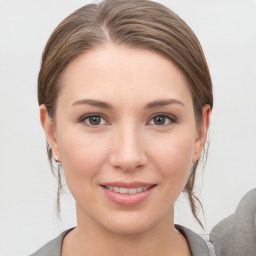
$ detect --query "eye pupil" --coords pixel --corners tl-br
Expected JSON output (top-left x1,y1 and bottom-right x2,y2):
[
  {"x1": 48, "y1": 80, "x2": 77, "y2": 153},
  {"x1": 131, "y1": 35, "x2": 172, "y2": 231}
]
[
  {"x1": 89, "y1": 116, "x2": 101, "y2": 125},
  {"x1": 154, "y1": 116, "x2": 165, "y2": 125}
]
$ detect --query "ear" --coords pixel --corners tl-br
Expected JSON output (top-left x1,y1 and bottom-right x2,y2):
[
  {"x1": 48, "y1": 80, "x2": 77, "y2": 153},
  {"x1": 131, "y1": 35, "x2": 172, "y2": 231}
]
[
  {"x1": 192, "y1": 104, "x2": 211, "y2": 163},
  {"x1": 40, "y1": 104, "x2": 61, "y2": 162}
]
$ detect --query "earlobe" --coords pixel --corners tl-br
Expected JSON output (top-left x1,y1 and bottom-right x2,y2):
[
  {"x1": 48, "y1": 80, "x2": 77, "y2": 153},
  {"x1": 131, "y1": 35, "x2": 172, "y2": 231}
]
[
  {"x1": 39, "y1": 105, "x2": 61, "y2": 161},
  {"x1": 192, "y1": 104, "x2": 211, "y2": 163}
]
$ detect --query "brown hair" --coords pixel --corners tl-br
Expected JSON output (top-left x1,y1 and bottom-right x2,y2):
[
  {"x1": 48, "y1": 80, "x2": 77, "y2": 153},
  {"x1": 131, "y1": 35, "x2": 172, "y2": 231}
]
[{"x1": 38, "y1": 0, "x2": 213, "y2": 227}]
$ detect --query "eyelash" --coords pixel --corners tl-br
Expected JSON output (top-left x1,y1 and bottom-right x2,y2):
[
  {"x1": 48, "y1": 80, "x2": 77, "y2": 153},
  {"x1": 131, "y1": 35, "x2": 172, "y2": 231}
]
[
  {"x1": 78, "y1": 113, "x2": 109, "y2": 127},
  {"x1": 78, "y1": 113, "x2": 177, "y2": 127},
  {"x1": 148, "y1": 114, "x2": 177, "y2": 126}
]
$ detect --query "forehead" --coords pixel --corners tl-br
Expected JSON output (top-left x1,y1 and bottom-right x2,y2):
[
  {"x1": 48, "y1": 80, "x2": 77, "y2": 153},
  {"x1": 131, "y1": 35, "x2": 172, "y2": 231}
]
[{"x1": 59, "y1": 44, "x2": 193, "y2": 108}]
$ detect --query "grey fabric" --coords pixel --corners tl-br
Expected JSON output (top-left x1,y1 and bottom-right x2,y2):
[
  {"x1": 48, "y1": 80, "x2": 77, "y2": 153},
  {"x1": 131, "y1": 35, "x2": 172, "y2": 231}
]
[
  {"x1": 210, "y1": 188, "x2": 256, "y2": 256},
  {"x1": 175, "y1": 225, "x2": 211, "y2": 256},
  {"x1": 30, "y1": 225, "x2": 211, "y2": 256},
  {"x1": 30, "y1": 228, "x2": 74, "y2": 256}
]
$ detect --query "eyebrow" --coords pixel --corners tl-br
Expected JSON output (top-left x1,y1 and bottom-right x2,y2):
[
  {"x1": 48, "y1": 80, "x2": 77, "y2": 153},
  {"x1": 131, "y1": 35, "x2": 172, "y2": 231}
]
[
  {"x1": 145, "y1": 98, "x2": 185, "y2": 108},
  {"x1": 72, "y1": 99, "x2": 113, "y2": 109},
  {"x1": 72, "y1": 98, "x2": 184, "y2": 109}
]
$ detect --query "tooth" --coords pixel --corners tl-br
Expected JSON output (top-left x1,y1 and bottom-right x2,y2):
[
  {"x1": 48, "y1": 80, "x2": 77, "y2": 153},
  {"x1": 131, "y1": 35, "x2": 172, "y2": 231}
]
[
  {"x1": 114, "y1": 187, "x2": 120, "y2": 192},
  {"x1": 128, "y1": 188, "x2": 137, "y2": 194},
  {"x1": 136, "y1": 187, "x2": 143, "y2": 193},
  {"x1": 120, "y1": 188, "x2": 128, "y2": 194},
  {"x1": 109, "y1": 186, "x2": 152, "y2": 194}
]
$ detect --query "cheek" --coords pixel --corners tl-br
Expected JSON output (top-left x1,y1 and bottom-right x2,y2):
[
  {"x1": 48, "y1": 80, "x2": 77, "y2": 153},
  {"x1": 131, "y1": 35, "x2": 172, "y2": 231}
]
[
  {"x1": 149, "y1": 132, "x2": 194, "y2": 197},
  {"x1": 151, "y1": 131, "x2": 194, "y2": 168},
  {"x1": 57, "y1": 130, "x2": 110, "y2": 192}
]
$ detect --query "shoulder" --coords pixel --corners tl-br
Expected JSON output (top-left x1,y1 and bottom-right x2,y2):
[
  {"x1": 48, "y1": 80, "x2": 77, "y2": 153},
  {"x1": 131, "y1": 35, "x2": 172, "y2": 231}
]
[
  {"x1": 210, "y1": 188, "x2": 256, "y2": 256},
  {"x1": 175, "y1": 224, "x2": 213, "y2": 256},
  {"x1": 30, "y1": 225, "x2": 213, "y2": 256},
  {"x1": 30, "y1": 228, "x2": 75, "y2": 256}
]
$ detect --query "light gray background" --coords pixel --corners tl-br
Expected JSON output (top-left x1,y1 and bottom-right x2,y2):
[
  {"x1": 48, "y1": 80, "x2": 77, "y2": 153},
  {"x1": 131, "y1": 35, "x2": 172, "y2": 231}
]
[{"x1": 0, "y1": 0, "x2": 255, "y2": 255}]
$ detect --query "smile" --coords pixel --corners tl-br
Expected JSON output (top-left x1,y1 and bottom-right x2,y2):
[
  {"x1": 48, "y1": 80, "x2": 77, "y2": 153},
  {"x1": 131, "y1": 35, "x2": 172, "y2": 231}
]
[
  {"x1": 100, "y1": 183, "x2": 156, "y2": 207},
  {"x1": 104, "y1": 186, "x2": 151, "y2": 194}
]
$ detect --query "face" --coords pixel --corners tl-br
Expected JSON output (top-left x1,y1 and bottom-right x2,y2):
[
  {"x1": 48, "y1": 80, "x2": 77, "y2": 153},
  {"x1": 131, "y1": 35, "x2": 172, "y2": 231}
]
[{"x1": 41, "y1": 44, "x2": 209, "y2": 235}]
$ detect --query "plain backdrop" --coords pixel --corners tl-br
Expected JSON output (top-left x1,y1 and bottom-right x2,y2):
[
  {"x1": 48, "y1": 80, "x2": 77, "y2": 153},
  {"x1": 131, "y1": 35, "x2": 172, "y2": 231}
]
[{"x1": 0, "y1": 0, "x2": 255, "y2": 255}]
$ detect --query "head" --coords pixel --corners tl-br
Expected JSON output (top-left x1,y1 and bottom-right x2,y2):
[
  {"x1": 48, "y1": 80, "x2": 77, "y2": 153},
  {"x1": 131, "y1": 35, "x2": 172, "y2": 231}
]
[{"x1": 38, "y1": 0, "x2": 213, "y2": 229}]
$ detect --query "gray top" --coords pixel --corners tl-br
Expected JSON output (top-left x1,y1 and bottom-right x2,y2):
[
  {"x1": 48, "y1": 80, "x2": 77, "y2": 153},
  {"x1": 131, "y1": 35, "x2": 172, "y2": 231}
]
[
  {"x1": 30, "y1": 224, "x2": 212, "y2": 256},
  {"x1": 210, "y1": 188, "x2": 256, "y2": 256}
]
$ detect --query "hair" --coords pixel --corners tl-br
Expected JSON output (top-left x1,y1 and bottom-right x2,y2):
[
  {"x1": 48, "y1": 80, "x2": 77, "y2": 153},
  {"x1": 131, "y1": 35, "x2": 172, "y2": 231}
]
[{"x1": 38, "y1": 0, "x2": 213, "y2": 228}]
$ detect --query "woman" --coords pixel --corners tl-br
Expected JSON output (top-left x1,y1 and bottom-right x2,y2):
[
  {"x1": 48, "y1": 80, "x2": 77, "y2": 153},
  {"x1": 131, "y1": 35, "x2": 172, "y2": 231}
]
[{"x1": 32, "y1": 0, "x2": 213, "y2": 255}]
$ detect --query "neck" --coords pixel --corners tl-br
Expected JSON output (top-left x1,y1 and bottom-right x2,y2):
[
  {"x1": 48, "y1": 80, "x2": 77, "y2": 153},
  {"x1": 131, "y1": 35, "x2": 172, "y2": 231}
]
[{"x1": 62, "y1": 206, "x2": 191, "y2": 256}]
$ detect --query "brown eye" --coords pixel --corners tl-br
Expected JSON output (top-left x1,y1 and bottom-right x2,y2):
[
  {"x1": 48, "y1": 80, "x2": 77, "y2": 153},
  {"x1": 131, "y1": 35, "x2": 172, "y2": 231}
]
[
  {"x1": 148, "y1": 114, "x2": 176, "y2": 126},
  {"x1": 88, "y1": 116, "x2": 101, "y2": 125},
  {"x1": 82, "y1": 115, "x2": 107, "y2": 126},
  {"x1": 153, "y1": 115, "x2": 166, "y2": 125}
]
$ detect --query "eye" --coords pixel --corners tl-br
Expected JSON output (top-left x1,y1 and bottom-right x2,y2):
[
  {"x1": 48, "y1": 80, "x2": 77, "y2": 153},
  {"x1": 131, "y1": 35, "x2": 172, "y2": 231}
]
[
  {"x1": 148, "y1": 114, "x2": 176, "y2": 126},
  {"x1": 80, "y1": 114, "x2": 108, "y2": 127}
]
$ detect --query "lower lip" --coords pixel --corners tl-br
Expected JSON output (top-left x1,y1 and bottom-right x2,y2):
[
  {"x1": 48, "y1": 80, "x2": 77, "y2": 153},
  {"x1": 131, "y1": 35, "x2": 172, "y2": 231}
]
[{"x1": 101, "y1": 185, "x2": 156, "y2": 207}]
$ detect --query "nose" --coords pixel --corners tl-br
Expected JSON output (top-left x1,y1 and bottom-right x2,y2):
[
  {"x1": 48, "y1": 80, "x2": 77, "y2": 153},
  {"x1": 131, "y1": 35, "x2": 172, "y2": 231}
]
[{"x1": 109, "y1": 125, "x2": 148, "y2": 172}]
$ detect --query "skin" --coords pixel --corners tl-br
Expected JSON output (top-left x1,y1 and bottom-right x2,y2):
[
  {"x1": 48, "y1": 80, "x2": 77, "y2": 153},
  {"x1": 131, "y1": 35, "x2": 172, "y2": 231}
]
[{"x1": 40, "y1": 44, "x2": 210, "y2": 256}]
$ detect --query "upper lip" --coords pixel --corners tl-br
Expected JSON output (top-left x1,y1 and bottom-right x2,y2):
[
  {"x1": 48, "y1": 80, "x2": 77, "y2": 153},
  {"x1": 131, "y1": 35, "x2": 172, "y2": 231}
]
[{"x1": 101, "y1": 182, "x2": 155, "y2": 188}]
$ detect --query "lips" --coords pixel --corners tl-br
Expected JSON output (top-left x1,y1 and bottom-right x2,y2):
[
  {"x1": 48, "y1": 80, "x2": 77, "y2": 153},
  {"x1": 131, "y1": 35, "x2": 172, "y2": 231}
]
[{"x1": 100, "y1": 182, "x2": 156, "y2": 207}]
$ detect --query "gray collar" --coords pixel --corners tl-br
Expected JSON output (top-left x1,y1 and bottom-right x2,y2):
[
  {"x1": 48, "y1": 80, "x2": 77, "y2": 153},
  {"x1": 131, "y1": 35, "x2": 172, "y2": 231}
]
[{"x1": 31, "y1": 225, "x2": 211, "y2": 256}]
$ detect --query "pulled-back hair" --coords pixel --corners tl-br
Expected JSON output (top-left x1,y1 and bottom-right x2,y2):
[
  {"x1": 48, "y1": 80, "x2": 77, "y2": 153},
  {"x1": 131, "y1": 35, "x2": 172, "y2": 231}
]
[{"x1": 38, "y1": 0, "x2": 213, "y2": 228}]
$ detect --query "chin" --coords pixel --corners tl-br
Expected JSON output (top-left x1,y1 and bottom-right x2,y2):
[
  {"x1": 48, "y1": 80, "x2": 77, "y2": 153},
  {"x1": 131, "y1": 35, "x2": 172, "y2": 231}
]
[
  {"x1": 99, "y1": 211, "x2": 161, "y2": 236},
  {"x1": 105, "y1": 221, "x2": 150, "y2": 236}
]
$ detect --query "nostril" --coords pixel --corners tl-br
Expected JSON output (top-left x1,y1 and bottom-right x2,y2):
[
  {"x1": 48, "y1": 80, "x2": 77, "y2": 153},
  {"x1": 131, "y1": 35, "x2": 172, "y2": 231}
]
[{"x1": 109, "y1": 153, "x2": 147, "y2": 172}]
